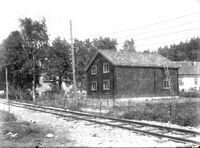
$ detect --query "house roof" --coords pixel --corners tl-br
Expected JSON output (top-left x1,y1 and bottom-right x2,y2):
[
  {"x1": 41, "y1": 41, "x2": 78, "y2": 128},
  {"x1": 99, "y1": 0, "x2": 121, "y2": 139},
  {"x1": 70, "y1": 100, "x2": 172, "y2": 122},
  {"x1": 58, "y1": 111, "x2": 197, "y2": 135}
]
[
  {"x1": 175, "y1": 61, "x2": 200, "y2": 75},
  {"x1": 86, "y1": 49, "x2": 179, "y2": 71}
]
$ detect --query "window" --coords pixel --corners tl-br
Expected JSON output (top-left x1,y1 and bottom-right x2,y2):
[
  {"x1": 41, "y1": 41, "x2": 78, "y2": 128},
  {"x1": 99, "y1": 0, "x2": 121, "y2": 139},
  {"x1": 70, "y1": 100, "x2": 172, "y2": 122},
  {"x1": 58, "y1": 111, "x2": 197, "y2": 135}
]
[
  {"x1": 91, "y1": 65, "x2": 97, "y2": 75},
  {"x1": 91, "y1": 81, "x2": 97, "y2": 91},
  {"x1": 179, "y1": 79, "x2": 184, "y2": 86},
  {"x1": 194, "y1": 78, "x2": 198, "y2": 85},
  {"x1": 163, "y1": 79, "x2": 170, "y2": 89},
  {"x1": 103, "y1": 63, "x2": 110, "y2": 73},
  {"x1": 103, "y1": 80, "x2": 110, "y2": 90}
]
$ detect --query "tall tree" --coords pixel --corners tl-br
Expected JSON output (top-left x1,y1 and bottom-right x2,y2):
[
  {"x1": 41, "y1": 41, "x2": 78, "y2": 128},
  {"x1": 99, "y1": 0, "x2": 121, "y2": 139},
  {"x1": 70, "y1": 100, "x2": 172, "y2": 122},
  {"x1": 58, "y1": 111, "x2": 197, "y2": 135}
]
[
  {"x1": 93, "y1": 37, "x2": 117, "y2": 50},
  {"x1": 44, "y1": 37, "x2": 71, "y2": 90},
  {"x1": 1, "y1": 31, "x2": 31, "y2": 90},
  {"x1": 122, "y1": 38, "x2": 136, "y2": 52},
  {"x1": 0, "y1": 44, "x2": 5, "y2": 90},
  {"x1": 74, "y1": 39, "x2": 96, "y2": 91},
  {"x1": 157, "y1": 37, "x2": 200, "y2": 61},
  {"x1": 19, "y1": 17, "x2": 49, "y2": 101}
]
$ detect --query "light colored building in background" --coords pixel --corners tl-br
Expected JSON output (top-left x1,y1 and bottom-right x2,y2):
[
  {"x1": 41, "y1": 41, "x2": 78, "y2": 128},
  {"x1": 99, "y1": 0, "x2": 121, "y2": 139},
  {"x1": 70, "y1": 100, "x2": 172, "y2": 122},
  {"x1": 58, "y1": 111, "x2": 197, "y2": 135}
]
[{"x1": 176, "y1": 61, "x2": 200, "y2": 92}]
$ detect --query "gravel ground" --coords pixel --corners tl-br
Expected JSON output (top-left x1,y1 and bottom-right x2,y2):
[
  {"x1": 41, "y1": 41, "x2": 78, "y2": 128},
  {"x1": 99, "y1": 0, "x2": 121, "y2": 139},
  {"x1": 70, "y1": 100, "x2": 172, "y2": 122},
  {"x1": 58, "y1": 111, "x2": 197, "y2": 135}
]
[{"x1": 0, "y1": 103, "x2": 197, "y2": 147}]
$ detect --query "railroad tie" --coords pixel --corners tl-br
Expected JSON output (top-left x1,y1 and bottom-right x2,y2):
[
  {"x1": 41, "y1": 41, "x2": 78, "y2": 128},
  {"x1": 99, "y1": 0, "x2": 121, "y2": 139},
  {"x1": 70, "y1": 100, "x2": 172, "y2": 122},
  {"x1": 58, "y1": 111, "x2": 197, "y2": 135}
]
[
  {"x1": 181, "y1": 134, "x2": 196, "y2": 139},
  {"x1": 153, "y1": 130, "x2": 169, "y2": 134},
  {"x1": 154, "y1": 138, "x2": 169, "y2": 143},
  {"x1": 63, "y1": 118, "x2": 75, "y2": 122}
]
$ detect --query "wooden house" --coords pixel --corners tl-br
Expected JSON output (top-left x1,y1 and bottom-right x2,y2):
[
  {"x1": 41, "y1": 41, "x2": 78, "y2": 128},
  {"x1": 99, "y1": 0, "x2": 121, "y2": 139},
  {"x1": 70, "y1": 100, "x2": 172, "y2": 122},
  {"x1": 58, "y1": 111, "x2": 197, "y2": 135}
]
[
  {"x1": 85, "y1": 50, "x2": 179, "y2": 99},
  {"x1": 176, "y1": 61, "x2": 200, "y2": 92}
]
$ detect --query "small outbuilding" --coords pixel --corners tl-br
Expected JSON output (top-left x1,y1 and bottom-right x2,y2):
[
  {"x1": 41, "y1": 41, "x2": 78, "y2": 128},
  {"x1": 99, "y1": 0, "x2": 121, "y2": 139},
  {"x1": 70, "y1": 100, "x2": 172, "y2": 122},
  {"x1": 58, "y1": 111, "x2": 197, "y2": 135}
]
[
  {"x1": 85, "y1": 50, "x2": 179, "y2": 100},
  {"x1": 176, "y1": 61, "x2": 200, "y2": 92}
]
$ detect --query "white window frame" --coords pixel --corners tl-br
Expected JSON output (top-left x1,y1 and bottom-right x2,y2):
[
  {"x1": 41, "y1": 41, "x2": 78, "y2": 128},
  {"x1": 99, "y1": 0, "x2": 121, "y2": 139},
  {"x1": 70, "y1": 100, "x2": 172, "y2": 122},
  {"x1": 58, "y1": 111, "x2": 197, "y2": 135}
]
[
  {"x1": 91, "y1": 81, "x2": 97, "y2": 91},
  {"x1": 163, "y1": 79, "x2": 170, "y2": 89},
  {"x1": 179, "y1": 78, "x2": 184, "y2": 86},
  {"x1": 103, "y1": 63, "x2": 110, "y2": 73},
  {"x1": 103, "y1": 80, "x2": 110, "y2": 90},
  {"x1": 194, "y1": 78, "x2": 198, "y2": 85},
  {"x1": 91, "y1": 65, "x2": 97, "y2": 75}
]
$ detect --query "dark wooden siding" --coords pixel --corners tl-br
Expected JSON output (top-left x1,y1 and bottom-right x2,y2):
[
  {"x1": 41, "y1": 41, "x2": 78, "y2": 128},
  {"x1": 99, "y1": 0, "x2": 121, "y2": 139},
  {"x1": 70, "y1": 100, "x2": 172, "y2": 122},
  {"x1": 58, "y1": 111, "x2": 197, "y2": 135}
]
[
  {"x1": 87, "y1": 54, "x2": 114, "y2": 99},
  {"x1": 86, "y1": 54, "x2": 179, "y2": 99},
  {"x1": 154, "y1": 68, "x2": 179, "y2": 96},
  {"x1": 115, "y1": 66, "x2": 155, "y2": 98},
  {"x1": 115, "y1": 66, "x2": 179, "y2": 98}
]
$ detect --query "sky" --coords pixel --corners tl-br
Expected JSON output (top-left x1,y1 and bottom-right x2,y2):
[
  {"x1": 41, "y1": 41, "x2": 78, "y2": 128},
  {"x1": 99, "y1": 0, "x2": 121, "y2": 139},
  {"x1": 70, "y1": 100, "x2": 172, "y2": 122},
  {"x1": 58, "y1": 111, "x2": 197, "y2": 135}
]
[{"x1": 0, "y1": 0, "x2": 200, "y2": 52}]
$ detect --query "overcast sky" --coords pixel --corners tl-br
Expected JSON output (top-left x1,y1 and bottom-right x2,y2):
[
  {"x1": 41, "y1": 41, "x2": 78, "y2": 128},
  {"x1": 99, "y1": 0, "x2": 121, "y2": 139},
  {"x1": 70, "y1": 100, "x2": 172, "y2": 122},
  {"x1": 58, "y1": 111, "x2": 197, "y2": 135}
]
[{"x1": 0, "y1": 0, "x2": 200, "y2": 51}]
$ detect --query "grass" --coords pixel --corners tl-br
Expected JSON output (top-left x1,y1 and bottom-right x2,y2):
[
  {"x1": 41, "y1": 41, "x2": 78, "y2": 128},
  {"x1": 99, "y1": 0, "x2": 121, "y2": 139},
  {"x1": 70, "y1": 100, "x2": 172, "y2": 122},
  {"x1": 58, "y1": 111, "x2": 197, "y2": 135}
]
[
  {"x1": 2, "y1": 121, "x2": 52, "y2": 140},
  {"x1": 120, "y1": 101, "x2": 200, "y2": 127},
  {"x1": 8, "y1": 89, "x2": 200, "y2": 127},
  {"x1": 0, "y1": 110, "x2": 17, "y2": 122},
  {"x1": 32, "y1": 93, "x2": 84, "y2": 111},
  {"x1": 0, "y1": 110, "x2": 53, "y2": 146},
  {"x1": 34, "y1": 94, "x2": 200, "y2": 127}
]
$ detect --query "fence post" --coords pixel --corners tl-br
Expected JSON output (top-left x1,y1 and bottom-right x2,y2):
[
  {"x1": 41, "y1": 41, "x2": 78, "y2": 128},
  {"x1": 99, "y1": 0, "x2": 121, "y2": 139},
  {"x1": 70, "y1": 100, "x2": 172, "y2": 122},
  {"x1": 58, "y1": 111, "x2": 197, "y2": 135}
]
[
  {"x1": 93, "y1": 97, "x2": 94, "y2": 108},
  {"x1": 66, "y1": 97, "x2": 68, "y2": 110},
  {"x1": 77, "y1": 98, "x2": 79, "y2": 110},
  {"x1": 128, "y1": 100, "x2": 130, "y2": 112},
  {"x1": 113, "y1": 99, "x2": 115, "y2": 113},
  {"x1": 64, "y1": 97, "x2": 66, "y2": 110},
  {"x1": 84, "y1": 98, "x2": 86, "y2": 112},
  {"x1": 169, "y1": 102, "x2": 172, "y2": 123},
  {"x1": 100, "y1": 100, "x2": 102, "y2": 115},
  {"x1": 124, "y1": 102, "x2": 126, "y2": 112}
]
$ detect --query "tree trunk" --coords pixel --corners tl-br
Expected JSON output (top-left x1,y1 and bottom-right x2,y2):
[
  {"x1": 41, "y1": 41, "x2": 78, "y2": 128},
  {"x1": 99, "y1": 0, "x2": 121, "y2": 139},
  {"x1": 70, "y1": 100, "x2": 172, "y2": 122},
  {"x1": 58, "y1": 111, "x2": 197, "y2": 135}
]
[
  {"x1": 58, "y1": 74, "x2": 62, "y2": 92},
  {"x1": 32, "y1": 54, "x2": 36, "y2": 102}
]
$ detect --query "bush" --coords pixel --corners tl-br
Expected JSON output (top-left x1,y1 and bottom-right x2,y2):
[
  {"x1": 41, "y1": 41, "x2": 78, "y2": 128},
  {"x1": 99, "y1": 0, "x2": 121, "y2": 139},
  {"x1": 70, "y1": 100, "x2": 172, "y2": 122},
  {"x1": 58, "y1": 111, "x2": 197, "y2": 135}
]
[
  {"x1": 121, "y1": 102, "x2": 200, "y2": 127},
  {"x1": 3, "y1": 121, "x2": 53, "y2": 140},
  {"x1": 172, "y1": 112, "x2": 200, "y2": 126},
  {"x1": 0, "y1": 110, "x2": 17, "y2": 122},
  {"x1": 180, "y1": 89, "x2": 200, "y2": 98},
  {"x1": 8, "y1": 86, "x2": 32, "y2": 101}
]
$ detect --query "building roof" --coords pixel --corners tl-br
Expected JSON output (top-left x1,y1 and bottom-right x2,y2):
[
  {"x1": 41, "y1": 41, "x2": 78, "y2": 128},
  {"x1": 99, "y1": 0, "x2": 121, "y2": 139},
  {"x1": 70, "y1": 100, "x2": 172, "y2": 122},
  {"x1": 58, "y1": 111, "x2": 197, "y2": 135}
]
[
  {"x1": 86, "y1": 49, "x2": 179, "y2": 71},
  {"x1": 175, "y1": 61, "x2": 200, "y2": 75}
]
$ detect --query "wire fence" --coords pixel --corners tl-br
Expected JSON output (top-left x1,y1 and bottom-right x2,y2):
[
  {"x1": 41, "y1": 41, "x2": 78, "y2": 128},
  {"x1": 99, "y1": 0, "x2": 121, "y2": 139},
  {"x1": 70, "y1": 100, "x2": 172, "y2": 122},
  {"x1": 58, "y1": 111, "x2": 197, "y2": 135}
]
[
  {"x1": 1, "y1": 91, "x2": 200, "y2": 126},
  {"x1": 9, "y1": 92, "x2": 175, "y2": 116}
]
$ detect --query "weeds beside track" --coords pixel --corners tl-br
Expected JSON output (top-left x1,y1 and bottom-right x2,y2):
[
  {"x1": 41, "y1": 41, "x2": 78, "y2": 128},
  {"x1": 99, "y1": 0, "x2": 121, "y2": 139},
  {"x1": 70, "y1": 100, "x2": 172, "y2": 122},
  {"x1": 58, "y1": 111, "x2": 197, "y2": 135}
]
[{"x1": 0, "y1": 99, "x2": 200, "y2": 146}]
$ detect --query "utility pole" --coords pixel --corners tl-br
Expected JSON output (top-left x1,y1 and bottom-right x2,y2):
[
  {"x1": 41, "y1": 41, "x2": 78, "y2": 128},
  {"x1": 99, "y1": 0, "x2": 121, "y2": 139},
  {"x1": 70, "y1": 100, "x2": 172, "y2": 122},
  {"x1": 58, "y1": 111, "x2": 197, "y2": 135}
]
[
  {"x1": 70, "y1": 20, "x2": 76, "y2": 96},
  {"x1": 5, "y1": 67, "x2": 10, "y2": 113},
  {"x1": 32, "y1": 54, "x2": 36, "y2": 102}
]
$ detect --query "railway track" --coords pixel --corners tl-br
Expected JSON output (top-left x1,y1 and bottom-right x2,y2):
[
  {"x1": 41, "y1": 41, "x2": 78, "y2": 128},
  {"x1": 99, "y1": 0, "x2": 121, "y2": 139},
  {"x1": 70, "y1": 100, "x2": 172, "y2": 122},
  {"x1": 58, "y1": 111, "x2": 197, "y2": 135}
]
[{"x1": 0, "y1": 99, "x2": 200, "y2": 146}]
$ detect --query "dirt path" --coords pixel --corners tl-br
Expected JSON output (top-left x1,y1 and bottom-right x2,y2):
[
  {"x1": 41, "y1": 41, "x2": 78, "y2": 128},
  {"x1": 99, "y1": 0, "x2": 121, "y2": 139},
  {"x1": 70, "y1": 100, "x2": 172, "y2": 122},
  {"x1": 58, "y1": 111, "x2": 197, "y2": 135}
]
[{"x1": 0, "y1": 103, "x2": 192, "y2": 147}]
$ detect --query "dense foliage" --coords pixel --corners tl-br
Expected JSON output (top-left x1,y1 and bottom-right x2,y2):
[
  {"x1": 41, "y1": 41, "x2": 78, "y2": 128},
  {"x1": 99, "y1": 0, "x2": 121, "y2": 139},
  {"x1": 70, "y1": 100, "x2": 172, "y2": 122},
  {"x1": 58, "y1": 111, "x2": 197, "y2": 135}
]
[
  {"x1": 157, "y1": 37, "x2": 200, "y2": 61},
  {"x1": 1, "y1": 16, "x2": 200, "y2": 101},
  {"x1": 0, "y1": 18, "x2": 119, "y2": 99},
  {"x1": 121, "y1": 102, "x2": 200, "y2": 127},
  {"x1": 122, "y1": 38, "x2": 136, "y2": 52}
]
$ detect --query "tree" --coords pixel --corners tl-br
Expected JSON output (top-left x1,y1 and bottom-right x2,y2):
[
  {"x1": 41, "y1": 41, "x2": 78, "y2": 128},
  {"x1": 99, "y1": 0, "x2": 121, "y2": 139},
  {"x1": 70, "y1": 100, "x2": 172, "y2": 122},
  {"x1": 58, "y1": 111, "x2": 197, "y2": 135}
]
[
  {"x1": 74, "y1": 39, "x2": 96, "y2": 91},
  {"x1": 143, "y1": 49, "x2": 150, "y2": 53},
  {"x1": 44, "y1": 37, "x2": 71, "y2": 91},
  {"x1": 93, "y1": 37, "x2": 117, "y2": 50},
  {"x1": 157, "y1": 37, "x2": 200, "y2": 61},
  {"x1": 122, "y1": 38, "x2": 136, "y2": 52},
  {"x1": 19, "y1": 17, "x2": 49, "y2": 101},
  {"x1": 1, "y1": 31, "x2": 31, "y2": 89}
]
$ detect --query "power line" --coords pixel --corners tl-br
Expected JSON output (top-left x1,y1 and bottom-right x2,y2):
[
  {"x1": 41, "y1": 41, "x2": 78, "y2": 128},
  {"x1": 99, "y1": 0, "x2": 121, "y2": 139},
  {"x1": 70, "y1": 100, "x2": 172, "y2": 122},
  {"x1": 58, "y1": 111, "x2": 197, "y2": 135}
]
[
  {"x1": 116, "y1": 19, "x2": 200, "y2": 39},
  {"x1": 117, "y1": 27, "x2": 200, "y2": 45},
  {"x1": 135, "y1": 37, "x2": 194, "y2": 48},
  {"x1": 96, "y1": 11, "x2": 200, "y2": 36},
  {"x1": 133, "y1": 27, "x2": 200, "y2": 42}
]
